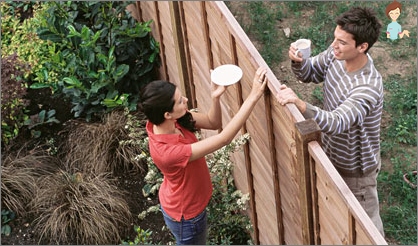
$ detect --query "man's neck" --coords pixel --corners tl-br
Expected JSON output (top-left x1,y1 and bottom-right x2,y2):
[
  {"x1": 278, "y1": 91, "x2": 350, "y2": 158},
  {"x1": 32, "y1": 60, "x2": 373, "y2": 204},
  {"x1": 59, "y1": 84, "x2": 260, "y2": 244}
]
[{"x1": 345, "y1": 53, "x2": 368, "y2": 73}]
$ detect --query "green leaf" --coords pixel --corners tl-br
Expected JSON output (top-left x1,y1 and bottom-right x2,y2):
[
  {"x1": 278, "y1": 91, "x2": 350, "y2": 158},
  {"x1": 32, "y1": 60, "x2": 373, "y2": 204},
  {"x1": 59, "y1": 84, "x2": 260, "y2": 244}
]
[
  {"x1": 30, "y1": 83, "x2": 51, "y2": 89},
  {"x1": 1, "y1": 224, "x2": 11, "y2": 236},
  {"x1": 46, "y1": 109, "x2": 57, "y2": 119},
  {"x1": 113, "y1": 64, "x2": 129, "y2": 81},
  {"x1": 38, "y1": 110, "x2": 46, "y2": 122},
  {"x1": 66, "y1": 24, "x2": 80, "y2": 37},
  {"x1": 63, "y1": 77, "x2": 82, "y2": 88},
  {"x1": 37, "y1": 28, "x2": 63, "y2": 42}
]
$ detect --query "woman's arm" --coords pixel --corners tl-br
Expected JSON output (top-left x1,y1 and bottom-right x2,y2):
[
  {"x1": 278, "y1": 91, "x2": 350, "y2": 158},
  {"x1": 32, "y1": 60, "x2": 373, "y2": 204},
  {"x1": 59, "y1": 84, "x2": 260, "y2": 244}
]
[
  {"x1": 189, "y1": 67, "x2": 268, "y2": 162},
  {"x1": 192, "y1": 82, "x2": 226, "y2": 130}
]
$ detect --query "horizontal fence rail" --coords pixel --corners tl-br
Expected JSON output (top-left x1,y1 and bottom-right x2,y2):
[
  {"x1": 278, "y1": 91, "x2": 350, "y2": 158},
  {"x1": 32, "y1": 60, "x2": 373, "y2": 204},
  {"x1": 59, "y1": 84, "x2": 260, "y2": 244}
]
[{"x1": 131, "y1": 1, "x2": 387, "y2": 245}]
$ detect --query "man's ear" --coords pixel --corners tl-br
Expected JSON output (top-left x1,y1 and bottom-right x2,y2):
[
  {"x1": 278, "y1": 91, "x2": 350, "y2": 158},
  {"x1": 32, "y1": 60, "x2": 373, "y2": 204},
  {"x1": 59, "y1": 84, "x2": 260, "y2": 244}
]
[{"x1": 358, "y1": 42, "x2": 369, "y2": 53}]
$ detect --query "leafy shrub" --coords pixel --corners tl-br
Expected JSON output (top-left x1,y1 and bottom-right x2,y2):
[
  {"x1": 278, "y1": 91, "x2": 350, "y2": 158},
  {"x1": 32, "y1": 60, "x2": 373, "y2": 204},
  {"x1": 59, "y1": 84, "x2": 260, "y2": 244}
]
[
  {"x1": 1, "y1": 53, "x2": 30, "y2": 146},
  {"x1": 31, "y1": 170, "x2": 131, "y2": 245},
  {"x1": 1, "y1": 1, "x2": 61, "y2": 87},
  {"x1": 1, "y1": 209, "x2": 16, "y2": 236},
  {"x1": 23, "y1": 109, "x2": 60, "y2": 138},
  {"x1": 34, "y1": 1, "x2": 160, "y2": 120},
  {"x1": 205, "y1": 133, "x2": 252, "y2": 245},
  {"x1": 1, "y1": 1, "x2": 37, "y2": 22},
  {"x1": 121, "y1": 226, "x2": 154, "y2": 245},
  {"x1": 1, "y1": 2, "x2": 64, "y2": 144}
]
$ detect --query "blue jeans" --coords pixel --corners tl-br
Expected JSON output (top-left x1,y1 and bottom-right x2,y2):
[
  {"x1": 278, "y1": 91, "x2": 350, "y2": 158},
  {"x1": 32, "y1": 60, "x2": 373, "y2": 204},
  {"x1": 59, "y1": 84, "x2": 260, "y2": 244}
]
[{"x1": 161, "y1": 206, "x2": 208, "y2": 245}]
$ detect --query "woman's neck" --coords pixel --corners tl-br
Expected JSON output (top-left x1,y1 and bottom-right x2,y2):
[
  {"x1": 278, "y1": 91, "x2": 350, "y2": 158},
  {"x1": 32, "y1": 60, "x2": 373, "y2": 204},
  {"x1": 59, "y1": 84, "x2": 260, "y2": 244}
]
[{"x1": 153, "y1": 120, "x2": 177, "y2": 135}]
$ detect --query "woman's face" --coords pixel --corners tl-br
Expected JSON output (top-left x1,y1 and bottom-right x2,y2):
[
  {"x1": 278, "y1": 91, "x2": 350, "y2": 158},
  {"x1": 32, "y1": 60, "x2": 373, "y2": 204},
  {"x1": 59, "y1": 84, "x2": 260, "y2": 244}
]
[
  {"x1": 389, "y1": 8, "x2": 400, "y2": 21},
  {"x1": 170, "y1": 88, "x2": 189, "y2": 119}
]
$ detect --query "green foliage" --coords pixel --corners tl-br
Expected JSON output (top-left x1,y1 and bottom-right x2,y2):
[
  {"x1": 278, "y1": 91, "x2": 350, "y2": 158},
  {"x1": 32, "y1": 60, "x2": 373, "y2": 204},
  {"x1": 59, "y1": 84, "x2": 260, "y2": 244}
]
[
  {"x1": 121, "y1": 226, "x2": 153, "y2": 245},
  {"x1": 243, "y1": 2, "x2": 284, "y2": 66},
  {"x1": 34, "y1": 1, "x2": 160, "y2": 121},
  {"x1": 0, "y1": 53, "x2": 30, "y2": 146},
  {"x1": 378, "y1": 154, "x2": 417, "y2": 245},
  {"x1": 1, "y1": 2, "x2": 61, "y2": 86},
  {"x1": 382, "y1": 74, "x2": 417, "y2": 146},
  {"x1": 142, "y1": 158, "x2": 163, "y2": 198},
  {"x1": 2, "y1": 1, "x2": 37, "y2": 19},
  {"x1": 24, "y1": 109, "x2": 60, "y2": 138},
  {"x1": 205, "y1": 133, "x2": 252, "y2": 245},
  {"x1": 118, "y1": 111, "x2": 162, "y2": 198},
  {"x1": 1, "y1": 209, "x2": 16, "y2": 236},
  {"x1": 312, "y1": 86, "x2": 324, "y2": 104}
]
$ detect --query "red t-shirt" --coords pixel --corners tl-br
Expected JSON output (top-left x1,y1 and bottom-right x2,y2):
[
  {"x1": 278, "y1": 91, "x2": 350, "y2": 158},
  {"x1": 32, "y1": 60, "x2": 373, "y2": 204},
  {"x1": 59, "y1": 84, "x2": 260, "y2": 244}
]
[{"x1": 146, "y1": 121, "x2": 213, "y2": 221}]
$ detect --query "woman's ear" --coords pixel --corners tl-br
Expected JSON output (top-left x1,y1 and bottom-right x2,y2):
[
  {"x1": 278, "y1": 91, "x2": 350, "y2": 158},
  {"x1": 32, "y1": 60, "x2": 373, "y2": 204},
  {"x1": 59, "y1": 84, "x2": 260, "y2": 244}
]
[{"x1": 164, "y1": 112, "x2": 172, "y2": 120}]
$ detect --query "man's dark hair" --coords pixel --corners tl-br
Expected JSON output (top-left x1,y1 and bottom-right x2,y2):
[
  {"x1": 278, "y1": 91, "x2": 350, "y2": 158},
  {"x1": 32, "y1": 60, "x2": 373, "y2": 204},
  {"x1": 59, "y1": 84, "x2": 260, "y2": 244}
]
[{"x1": 336, "y1": 7, "x2": 382, "y2": 53}]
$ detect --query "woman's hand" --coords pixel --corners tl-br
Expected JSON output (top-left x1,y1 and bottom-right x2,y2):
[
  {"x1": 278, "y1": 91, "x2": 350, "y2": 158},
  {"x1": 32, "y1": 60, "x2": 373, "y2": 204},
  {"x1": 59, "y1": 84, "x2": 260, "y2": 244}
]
[
  {"x1": 211, "y1": 82, "x2": 226, "y2": 99},
  {"x1": 249, "y1": 67, "x2": 268, "y2": 99},
  {"x1": 209, "y1": 69, "x2": 227, "y2": 99}
]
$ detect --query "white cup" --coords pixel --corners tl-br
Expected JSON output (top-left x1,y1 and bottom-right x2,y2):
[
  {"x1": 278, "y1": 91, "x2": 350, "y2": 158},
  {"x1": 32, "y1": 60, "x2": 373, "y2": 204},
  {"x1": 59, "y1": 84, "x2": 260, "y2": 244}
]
[{"x1": 294, "y1": 39, "x2": 311, "y2": 59}]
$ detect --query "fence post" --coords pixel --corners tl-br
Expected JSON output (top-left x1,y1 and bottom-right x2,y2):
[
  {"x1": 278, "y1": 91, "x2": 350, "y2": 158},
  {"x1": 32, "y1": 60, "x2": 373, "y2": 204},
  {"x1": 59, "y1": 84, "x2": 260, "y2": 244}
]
[{"x1": 295, "y1": 118, "x2": 321, "y2": 244}]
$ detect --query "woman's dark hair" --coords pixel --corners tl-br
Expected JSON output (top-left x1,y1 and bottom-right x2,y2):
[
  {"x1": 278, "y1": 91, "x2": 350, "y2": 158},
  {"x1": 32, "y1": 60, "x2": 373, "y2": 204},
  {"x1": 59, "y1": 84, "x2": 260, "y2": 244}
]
[
  {"x1": 139, "y1": 80, "x2": 197, "y2": 132},
  {"x1": 336, "y1": 7, "x2": 382, "y2": 53}
]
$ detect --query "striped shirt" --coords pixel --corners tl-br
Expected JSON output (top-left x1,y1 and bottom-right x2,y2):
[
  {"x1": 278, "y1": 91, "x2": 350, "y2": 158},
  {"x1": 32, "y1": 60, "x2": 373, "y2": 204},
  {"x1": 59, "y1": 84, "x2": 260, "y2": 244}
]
[{"x1": 292, "y1": 46, "x2": 383, "y2": 177}]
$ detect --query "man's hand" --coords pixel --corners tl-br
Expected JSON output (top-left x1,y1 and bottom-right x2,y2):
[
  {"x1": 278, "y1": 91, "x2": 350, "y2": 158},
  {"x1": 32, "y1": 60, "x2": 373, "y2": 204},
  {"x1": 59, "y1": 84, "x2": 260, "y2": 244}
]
[
  {"x1": 289, "y1": 43, "x2": 304, "y2": 63},
  {"x1": 276, "y1": 84, "x2": 307, "y2": 113}
]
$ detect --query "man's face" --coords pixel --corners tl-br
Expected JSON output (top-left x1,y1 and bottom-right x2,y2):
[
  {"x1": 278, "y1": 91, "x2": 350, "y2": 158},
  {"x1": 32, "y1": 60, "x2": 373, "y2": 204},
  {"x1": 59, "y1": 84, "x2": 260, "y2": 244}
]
[{"x1": 331, "y1": 25, "x2": 363, "y2": 61}]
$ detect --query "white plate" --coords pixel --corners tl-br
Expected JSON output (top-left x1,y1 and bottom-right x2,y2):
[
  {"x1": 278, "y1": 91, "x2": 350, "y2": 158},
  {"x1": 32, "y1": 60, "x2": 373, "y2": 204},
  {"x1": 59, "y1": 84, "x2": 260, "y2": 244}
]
[{"x1": 211, "y1": 64, "x2": 243, "y2": 86}]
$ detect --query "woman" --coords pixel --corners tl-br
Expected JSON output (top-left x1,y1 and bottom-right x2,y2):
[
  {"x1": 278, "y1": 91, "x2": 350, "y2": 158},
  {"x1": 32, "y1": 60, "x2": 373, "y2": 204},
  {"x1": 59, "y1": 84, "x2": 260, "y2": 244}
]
[{"x1": 139, "y1": 67, "x2": 267, "y2": 244}]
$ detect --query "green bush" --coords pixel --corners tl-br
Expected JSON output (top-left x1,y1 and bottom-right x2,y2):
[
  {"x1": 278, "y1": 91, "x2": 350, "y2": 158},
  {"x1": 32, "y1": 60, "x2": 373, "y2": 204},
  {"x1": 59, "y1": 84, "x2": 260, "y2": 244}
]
[
  {"x1": 121, "y1": 226, "x2": 154, "y2": 245},
  {"x1": 1, "y1": 2, "x2": 61, "y2": 87},
  {"x1": 205, "y1": 133, "x2": 252, "y2": 245},
  {"x1": 34, "y1": 1, "x2": 160, "y2": 121},
  {"x1": 0, "y1": 54, "x2": 30, "y2": 146}
]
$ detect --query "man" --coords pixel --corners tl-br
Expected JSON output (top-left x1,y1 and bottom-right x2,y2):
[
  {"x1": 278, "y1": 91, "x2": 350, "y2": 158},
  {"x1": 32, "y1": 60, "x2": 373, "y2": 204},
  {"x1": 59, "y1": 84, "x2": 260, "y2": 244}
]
[{"x1": 276, "y1": 7, "x2": 384, "y2": 236}]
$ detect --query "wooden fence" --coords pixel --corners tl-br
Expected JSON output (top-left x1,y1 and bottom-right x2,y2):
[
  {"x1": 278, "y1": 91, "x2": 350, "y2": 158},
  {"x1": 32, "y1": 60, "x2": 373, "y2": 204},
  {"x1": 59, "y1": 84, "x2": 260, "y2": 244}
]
[{"x1": 129, "y1": 1, "x2": 387, "y2": 245}]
